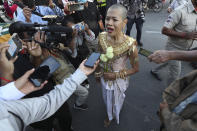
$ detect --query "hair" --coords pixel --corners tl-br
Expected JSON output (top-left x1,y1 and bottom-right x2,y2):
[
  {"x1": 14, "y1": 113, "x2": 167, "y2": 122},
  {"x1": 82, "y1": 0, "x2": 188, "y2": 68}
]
[
  {"x1": 61, "y1": 15, "x2": 75, "y2": 26},
  {"x1": 108, "y1": 4, "x2": 128, "y2": 20},
  {"x1": 22, "y1": 0, "x2": 35, "y2": 8}
]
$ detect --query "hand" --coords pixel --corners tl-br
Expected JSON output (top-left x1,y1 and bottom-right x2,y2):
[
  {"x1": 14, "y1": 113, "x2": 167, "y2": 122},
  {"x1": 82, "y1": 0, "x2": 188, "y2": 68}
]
[
  {"x1": 49, "y1": 0, "x2": 55, "y2": 8},
  {"x1": 148, "y1": 50, "x2": 171, "y2": 64},
  {"x1": 72, "y1": 29, "x2": 78, "y2": 37},
  {"x1": 167, "y1": 7, "x2": 172, "y2": 13},
  {"x1": 23, "y1": 6, "x2": 32, "y2": 22},
  {"x1": 23, "y1": 40, "x2": 42, "y2": 57},
  {"x1": 63, "y1": 1, "x2": 75, "y2": 15},
  {"x1": 84, "y1": 24, "x2": 90, "y2": 32},
  {"x1": 0, "y1": 43, "x2": 18, "y2": 77},
  {"x1": 160, "y1": 102, "x2": 169, "y2": 111},
  {"x1": 34, "y1": 31, "x2": 45, "y2": 43},
  {"x1": 0, "y1": 42, "x2": 9, "y2": 50},
  {"x1": 15, "y1": 68, "x2": 48, "y2": 95},
  {"x1": 103, "y1": 72, "x2": 116, "y2": 81},
  {"x1": 79, "y1": 59, "x2": 100, "y2": 76},
  {"x1": 184, "y1": 32, "x2": 197, "y2": 40}
]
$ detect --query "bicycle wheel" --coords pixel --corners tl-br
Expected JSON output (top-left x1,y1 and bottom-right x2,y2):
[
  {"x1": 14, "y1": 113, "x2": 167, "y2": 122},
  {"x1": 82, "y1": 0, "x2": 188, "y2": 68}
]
[{"x1": 153, "y1": 2, "x2": 163, "y2": 12}]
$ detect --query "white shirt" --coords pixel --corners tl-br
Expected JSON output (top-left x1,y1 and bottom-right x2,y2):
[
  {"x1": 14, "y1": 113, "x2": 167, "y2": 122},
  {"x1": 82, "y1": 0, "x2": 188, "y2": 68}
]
[{"x1": 0, "y1": 82, "x2": 25, "y2": 100}]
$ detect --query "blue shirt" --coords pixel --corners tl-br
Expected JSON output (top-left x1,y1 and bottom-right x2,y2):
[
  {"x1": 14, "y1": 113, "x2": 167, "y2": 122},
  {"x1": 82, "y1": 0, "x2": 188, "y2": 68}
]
[
  {"x1": 16, "y1": 5, "x2": 63, "y2": 24},
  {"x1": 173, "y1": 91, "x2": 197, "y2": 114}
]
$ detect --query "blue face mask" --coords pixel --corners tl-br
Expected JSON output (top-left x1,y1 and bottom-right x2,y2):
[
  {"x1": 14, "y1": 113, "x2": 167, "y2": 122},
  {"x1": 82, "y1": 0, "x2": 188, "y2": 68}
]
[{"x1": 77, "y1": 0, "x2": 87, "y2": 3}]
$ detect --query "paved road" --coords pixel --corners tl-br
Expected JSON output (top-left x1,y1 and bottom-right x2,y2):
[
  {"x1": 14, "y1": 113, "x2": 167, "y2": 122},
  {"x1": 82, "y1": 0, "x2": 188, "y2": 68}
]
[{"x1": 69, "y1": 7, "x2": 194, "y2": 131}]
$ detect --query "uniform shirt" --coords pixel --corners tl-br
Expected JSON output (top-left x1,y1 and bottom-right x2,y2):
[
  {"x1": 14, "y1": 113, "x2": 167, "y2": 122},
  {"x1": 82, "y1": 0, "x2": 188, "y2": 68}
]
[
  {"x1": 164, "y1": 0, "x2": 197, "y2": 50},
  {"x1": 168, "y1": 0, "x2": 188, "y2": 10}
]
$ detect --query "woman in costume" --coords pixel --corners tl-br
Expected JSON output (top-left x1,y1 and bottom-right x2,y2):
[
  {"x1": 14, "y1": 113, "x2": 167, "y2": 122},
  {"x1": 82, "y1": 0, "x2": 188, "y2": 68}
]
[{"x1": 95, "y1": 4, "x2": 139, "y2": 126}]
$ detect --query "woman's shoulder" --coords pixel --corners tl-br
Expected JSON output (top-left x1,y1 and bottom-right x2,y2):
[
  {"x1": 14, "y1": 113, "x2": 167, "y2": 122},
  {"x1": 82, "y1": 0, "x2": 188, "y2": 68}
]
[{"x1": 124, "y1": 35, "x2": 137, "y2": 47}]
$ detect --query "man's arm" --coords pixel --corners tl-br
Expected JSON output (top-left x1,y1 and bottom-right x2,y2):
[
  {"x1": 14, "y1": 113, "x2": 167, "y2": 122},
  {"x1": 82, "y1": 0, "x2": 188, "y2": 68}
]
[
  {"x1": 162, "y1": 27, "x2": 197, "y2": 40},
  {"x1": 162, "y1": 9, "x2": 197, "y2": 40},
  {"x1": 4, "y1": 60, "x2": 98, "y2": 127},
  {"x1": 148, "y1": 50, "x2": 197, "y2": 64},
  {"x1": 0, "y1": 82, "x2": 25, "y2": 100}
]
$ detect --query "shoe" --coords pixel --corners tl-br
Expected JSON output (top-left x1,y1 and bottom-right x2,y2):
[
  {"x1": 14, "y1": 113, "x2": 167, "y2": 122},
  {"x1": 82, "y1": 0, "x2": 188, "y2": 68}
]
[
  {"x1": 74, "y1": 103, "x2": 88, "y2": 110},
  {"x1": 150, "y1": 70, "x2": 162, "y2": 81},
  {"x1": 81, "y1": 83, "x2": 89, "y2": 89},
  {"x1": 138, "y1": 42, "x2": 143, "y2": 46},
  {"x1": 84, "y1": 84, "x2": 89, "y2": 89}
]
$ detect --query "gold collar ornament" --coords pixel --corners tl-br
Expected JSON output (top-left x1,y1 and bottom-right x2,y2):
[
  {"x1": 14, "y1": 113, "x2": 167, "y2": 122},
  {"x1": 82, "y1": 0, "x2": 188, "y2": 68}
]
[{"x1": 99, "y1": 32, "x2": 136, "y2": 61}]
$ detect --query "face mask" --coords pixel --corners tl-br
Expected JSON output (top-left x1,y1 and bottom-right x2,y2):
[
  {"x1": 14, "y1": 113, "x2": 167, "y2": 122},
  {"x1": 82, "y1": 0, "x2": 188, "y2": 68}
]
[{"x1": 77, "y1": 0, "x2": 87, "y2": 3}]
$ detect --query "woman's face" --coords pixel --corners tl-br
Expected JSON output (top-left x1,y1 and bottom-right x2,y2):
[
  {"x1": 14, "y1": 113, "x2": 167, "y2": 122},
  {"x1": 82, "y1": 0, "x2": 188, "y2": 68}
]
[{"x1": 105, "y1": 8, "x2": 126, "y2": 37}]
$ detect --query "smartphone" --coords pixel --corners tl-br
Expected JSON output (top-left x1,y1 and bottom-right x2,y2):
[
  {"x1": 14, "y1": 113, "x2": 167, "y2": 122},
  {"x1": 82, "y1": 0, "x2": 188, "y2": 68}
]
[
  {"x1": 139, "y1": 48, "x2": 153, "y2": 57},
  {"x1": 72, "y1": 22, "x2": 85, "y2": 32},
  {"x1": 6, "y1": 33, "x2": 22, "y2": 60},
  {"x1": 84, "y1": 52, "x2": 100, "y2": 68},
  {"x1": 68, "y1": 3, "x2": 84, "y2": 12},
  {"x1": 29, "y1": 56, "x2": 61, "y2": 87}
]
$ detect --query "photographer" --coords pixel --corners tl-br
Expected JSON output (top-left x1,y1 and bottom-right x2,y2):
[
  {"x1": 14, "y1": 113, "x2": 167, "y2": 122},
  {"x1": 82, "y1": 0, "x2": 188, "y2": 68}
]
[
  {"x1": 0, "y1": 59, "x2": 99, "y2": 131},
  {"x1": 17, "y1": 0, "x2": 63, "y2": 24},
  {"x1": 0, "y1": 42, "x2": 47, "y2": 101},
  {"x1": 11, "y1": 31, "x2": 75, "y2": 131},
  {"x1": 61, "y1": 15, "x2": 95, "y2": 110},
  {"x1": 63, "y1": 0, "x2": 104, "y2": 38}
]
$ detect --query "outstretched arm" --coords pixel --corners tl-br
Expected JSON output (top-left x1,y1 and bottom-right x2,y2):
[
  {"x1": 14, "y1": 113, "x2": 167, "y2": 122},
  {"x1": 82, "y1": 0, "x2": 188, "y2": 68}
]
[{"x1": 148, "y1": 50, "x2": 197, "y2": 64}]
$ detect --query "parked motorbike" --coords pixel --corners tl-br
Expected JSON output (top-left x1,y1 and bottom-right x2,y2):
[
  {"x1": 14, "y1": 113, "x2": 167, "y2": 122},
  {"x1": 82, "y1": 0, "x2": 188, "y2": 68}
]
[{"x1": 143, "y1": 0, "x2": 165, "y2": 13}]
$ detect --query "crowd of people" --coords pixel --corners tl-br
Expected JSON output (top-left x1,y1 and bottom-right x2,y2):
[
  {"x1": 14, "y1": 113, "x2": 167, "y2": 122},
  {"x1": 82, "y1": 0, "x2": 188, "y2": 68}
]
[{"x1": 0, "y1": 0, "x2": 197, "y2": 131}]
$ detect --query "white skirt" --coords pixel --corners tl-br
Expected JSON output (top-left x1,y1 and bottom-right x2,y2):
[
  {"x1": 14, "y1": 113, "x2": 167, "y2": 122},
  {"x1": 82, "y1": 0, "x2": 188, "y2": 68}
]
[{"x1": 101, "y1": 77, "x2": 129, "y2": 124}]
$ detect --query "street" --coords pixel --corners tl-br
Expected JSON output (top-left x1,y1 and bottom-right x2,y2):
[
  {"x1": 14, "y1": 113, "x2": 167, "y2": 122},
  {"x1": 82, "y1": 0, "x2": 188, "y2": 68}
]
[{"x1": 69, "y1": 5, "x2": 194, "y2": 131}]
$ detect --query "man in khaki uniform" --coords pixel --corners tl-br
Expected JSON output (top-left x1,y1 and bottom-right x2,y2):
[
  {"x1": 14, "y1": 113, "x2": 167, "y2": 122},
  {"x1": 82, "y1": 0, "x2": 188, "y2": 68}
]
[{"x1": 151, "y1": 0, "x2": 197, "y2": 86}]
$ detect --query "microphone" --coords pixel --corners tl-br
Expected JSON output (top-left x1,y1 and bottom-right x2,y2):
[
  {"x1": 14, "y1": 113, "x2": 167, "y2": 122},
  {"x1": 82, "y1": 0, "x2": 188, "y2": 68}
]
[
  {"x1": 9, "y1": 21, "x2": 73, "y2": 34},
  {"x1": 14, "y1": 1, "x2": 44, "y2": 17},
  {"x1": 9, "y1": 21, "x2": 44, "y2": 34}
]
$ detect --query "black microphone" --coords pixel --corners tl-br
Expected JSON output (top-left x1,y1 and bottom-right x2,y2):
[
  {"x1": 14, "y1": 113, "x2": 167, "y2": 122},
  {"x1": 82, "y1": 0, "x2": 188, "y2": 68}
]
[
  {"x1": 9, "y1": 21, "x2": 73, "y2": 34},
  {"x1": 9, "y1": 21, "x2": 44, "y2": 34},
  {"x1": 14, "y1": 1, "x2": 44, "y2": 17}
]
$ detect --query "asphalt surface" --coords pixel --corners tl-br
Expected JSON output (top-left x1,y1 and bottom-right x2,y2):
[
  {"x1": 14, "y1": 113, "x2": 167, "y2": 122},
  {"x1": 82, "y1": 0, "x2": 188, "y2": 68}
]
[{"x1": 69, "y1": 4, "x2": 195, "y2": 131}]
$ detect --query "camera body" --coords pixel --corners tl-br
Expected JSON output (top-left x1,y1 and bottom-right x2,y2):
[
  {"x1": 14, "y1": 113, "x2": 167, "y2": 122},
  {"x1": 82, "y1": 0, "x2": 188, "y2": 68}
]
[{"x1": 72, "y1": 22, "x2": 85, "y2": 32}]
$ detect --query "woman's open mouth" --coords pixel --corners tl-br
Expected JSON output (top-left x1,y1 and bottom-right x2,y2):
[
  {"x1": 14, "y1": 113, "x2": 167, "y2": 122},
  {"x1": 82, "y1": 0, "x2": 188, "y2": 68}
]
[{"x1": 106, "y1": 27, "x2": 114, "y2": 33}]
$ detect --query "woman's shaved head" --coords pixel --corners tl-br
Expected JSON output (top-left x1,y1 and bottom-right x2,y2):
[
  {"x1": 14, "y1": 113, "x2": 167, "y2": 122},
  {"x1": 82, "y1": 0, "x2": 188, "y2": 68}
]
[{"x1": 108, "y1": 4, "x2": 127, "y2": 20}]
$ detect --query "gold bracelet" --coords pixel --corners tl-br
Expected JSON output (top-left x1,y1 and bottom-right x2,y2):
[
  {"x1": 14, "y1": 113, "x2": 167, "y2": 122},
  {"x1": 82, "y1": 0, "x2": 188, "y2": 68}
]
[
  {"x1": 123, "y1": 70, "x2": 127, "y2": 78},
  {"x1": 115, "y1": 72, "x2": 119, "y2": 79},
  {"x1": 94, "y1": 72, "x2": 103, "y2": 78},
  {"x1": 119, "y1": 71, "x2": 124, "y2": 79},
  {"x1": 95, "y1": 72, "x2": 102, "y2": 75}
]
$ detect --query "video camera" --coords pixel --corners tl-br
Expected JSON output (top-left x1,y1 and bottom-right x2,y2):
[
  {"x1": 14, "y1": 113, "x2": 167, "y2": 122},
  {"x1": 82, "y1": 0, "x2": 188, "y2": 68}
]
[{"x1": 9, "y1": 21, "x2": 73, "y2": 49}]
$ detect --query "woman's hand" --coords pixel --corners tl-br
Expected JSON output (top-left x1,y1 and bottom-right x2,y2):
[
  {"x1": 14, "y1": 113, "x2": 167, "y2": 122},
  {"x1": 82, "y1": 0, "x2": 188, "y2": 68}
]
[{"x1": 103, "y1": 72, "x2": 116, "y2": 81}]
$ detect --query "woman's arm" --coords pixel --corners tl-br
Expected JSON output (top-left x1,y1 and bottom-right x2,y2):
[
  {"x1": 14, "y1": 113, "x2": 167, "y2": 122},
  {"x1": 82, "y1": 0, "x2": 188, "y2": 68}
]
[{"x1": 126, "y1": 41, "x2": 139, "y2": 76}]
